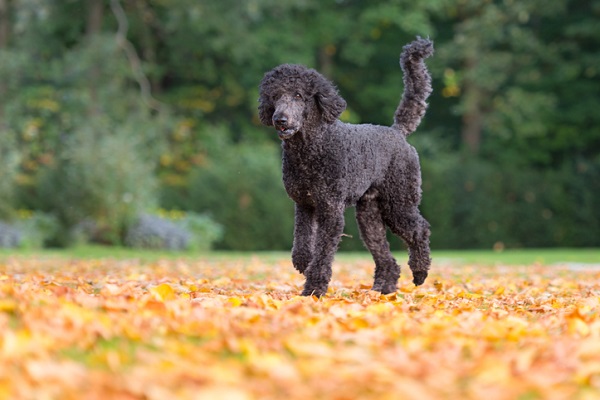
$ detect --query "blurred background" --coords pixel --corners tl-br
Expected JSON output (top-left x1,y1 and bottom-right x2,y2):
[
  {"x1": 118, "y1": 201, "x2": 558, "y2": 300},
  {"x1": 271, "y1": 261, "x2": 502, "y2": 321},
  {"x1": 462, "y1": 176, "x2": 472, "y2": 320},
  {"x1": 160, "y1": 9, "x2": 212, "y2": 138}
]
[{"x1": 0, "y1": 0, "x2": 598, "y2": 252}]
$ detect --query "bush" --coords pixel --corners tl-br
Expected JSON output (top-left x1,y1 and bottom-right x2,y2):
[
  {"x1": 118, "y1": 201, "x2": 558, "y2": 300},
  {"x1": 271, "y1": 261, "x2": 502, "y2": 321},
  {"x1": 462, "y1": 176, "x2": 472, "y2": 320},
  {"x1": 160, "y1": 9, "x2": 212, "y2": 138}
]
[
  {"x1": 0, "y1": 211, "x2": 59, "y2": 249},
  {"x1": 0, "y1": 129, "x2": 19, "y2": 220},
  {"x1": 37, "y1": 123, "x2": 159, "y2": 246},
  {"x1": 0, "y1": 222, "x2": 21, "y2": 248},
  {"x1": 186, "y1": 142, "x2": 294, "y2": 250},
  {"x1": 125, "y1": 213, "x2": 189, "y2": 250},
  {"x1": 177, "y1": 211, "x2": 224, "y2": 251},
  {"x1": 14, "y1": 211, "x2": 60, "y2": 249},
  {"x1": 125, "y1": 211, "x2": 223, "y2": 251},
  {"x1": 420, "y1": 157, "x2": 600, "y2": 249},
  {"x1": 547, "y1": 160, "x2": 600, "y2": 247}
]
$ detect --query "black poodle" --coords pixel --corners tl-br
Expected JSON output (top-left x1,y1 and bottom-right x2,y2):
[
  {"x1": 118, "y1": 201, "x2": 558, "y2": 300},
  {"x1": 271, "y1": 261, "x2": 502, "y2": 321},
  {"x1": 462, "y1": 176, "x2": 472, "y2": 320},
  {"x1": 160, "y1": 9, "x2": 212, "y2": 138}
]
[{"x1": 258, "y1": 38, "x2": 434, "y2": 297}]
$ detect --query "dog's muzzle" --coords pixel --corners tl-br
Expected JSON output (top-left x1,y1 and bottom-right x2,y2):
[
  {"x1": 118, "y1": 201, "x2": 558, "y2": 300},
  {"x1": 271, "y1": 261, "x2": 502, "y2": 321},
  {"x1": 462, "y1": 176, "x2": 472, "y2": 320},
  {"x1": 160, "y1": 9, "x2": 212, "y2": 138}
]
[
  {"x1": 273, "y1": 116, "x2": 296, "y2": 139},
  {"x1": 276, "y1": 127, "x2": 296, "y2": 140}
]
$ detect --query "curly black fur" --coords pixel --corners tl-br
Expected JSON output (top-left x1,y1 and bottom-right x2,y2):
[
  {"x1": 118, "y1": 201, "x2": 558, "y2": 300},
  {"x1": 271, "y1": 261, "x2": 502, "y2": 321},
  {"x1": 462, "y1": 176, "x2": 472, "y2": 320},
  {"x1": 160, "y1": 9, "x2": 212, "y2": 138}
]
[{"x1": 258, "y1": 37, "x2": 434, "y2": 297}]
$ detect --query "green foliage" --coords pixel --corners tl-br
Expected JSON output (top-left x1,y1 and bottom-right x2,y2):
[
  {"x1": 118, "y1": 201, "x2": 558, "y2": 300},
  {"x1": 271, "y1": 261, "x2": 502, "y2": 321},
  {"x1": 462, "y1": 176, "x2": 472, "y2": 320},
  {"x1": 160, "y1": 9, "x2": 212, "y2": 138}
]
[
  {"x1": 2, "y1": 32, "x2": 172, "y2": 246},
  {"x1": 420, "y1": 156, "x2": 600, "y2": 249},
  {"x1": 1, "y1": 0, "x2": 599, "y2": 250},
  {"x1": 179, "y1": 212, "x2": 224, "y2": 251},
  {"x1": 37, "y1": 125, "x2": 158, "y2": 246},
  {"x1": 186, "y1": 141, "x2": 294, "y2": 251},
  {"x1": 0, "y1": 210, "x2": 59, "y2": 249},
  {"x1": 0, "y1": 129, "x2": 19, "y2": 220},
  {"x1": 124, "y1": 210, "x2": 223, "y2": 251},
  {"x1": 13, "y1": 211, "x2": 60, "y2": 249}
]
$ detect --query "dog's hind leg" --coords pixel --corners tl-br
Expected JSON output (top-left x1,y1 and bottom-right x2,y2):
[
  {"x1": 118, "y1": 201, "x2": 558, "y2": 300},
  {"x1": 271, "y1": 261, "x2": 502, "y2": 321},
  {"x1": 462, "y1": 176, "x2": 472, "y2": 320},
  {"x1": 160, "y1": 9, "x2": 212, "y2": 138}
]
[
  {"x1": 385, "y1": 207, "x2": 431, "y2": 286},
  {"x1": 291, "y1": 204, "x2": 317, "y2": 274},
  {"x1": 356, "y1": 193, "x2": 400, "y2": 294},
  {"x1": 301, "y1": 204, "x2": 345, "y2": 297}
]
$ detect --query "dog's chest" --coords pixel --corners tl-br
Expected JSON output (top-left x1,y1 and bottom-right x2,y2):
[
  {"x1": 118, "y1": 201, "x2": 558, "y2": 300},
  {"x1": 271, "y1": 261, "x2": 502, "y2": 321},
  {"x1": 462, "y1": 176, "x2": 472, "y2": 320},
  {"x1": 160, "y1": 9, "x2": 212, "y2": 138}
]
[{"x1": 281, "y1": 149, "x2": 339, "y2": 206}]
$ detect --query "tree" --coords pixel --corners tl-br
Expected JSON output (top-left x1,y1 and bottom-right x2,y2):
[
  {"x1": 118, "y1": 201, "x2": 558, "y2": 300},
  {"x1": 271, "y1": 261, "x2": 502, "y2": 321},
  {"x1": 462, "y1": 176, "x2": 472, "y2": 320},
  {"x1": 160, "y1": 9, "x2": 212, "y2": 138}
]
[
  {"x1": 435, "y1": 0, "x2": 600, "y2": 166},
  {"x1": 1, "y1": 0, "x2": 598, "y2": 249}
]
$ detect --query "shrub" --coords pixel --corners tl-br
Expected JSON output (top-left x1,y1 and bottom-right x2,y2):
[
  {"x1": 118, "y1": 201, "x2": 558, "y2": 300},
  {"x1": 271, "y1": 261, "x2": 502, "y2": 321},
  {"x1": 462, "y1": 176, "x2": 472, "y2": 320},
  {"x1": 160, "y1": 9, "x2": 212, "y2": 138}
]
[
  {"x1": 125, "y1": 213, "x2": 189, "y2": 250},
  {"x1": 176, "y1": 211, "x2": 224, "y2": 251},
  {"x1": 124, "y1": 211, "x2": 223, "y2": 251},
  {"x1": 14, "y1": 211, "x2": 60, "y2": 249},
  {"x1": 37, "y1": 123, "x2": 158, "y2": 246},
  {"x1": 0, "y1": 129, "x2": 19, "y2": 220},
  {"x1": 420, "y1": 157, "x2": 600, "y2": 249},
  {"x1": 0, "y1": 222, "x2": 21, "y2": 248},
  {"x1": 187, "y1": 142, "x2": 294, "y2": 250},
  {"x1": 0, "y1": 211, "x2": 59, "y2": 249}
]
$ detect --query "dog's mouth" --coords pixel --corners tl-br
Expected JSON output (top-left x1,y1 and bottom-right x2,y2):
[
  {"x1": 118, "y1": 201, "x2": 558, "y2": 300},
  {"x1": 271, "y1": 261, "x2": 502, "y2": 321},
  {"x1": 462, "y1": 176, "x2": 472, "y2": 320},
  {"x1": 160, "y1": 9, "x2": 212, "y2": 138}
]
[{"x1": 276, "y1": 126, "x2": 297, "y2": 140}]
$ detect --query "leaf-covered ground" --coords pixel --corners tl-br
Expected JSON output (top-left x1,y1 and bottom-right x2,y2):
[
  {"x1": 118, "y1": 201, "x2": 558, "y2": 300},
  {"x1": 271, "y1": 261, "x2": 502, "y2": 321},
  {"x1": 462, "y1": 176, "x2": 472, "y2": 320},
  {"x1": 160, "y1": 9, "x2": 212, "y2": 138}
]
[{"x1": 1, "y1": 255, "x2": 599, "y2": 399}]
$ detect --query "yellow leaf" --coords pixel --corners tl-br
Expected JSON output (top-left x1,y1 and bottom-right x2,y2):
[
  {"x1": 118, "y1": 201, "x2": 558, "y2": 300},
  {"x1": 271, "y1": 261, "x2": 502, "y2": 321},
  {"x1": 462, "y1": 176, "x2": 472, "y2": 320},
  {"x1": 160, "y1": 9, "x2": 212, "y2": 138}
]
[
  {"x1": 578, "y1": 338, "x2": 600, "y2": 360},
  {"x1": 574, "y1": 362, "x2": 600, "y2": 385},
  {"x1": 349, "y1": 316, "x2": 370, "y2": 330},
  {"x1": 0, "y1": 299, "x2": 17, "y2": 312},
  {"x1": 366, "y1": 302, "x2": 394, "y2": 314},
  {"x1": 2, "y1": 329, "x2": 34, "y2": 357},
  {"x1": 195, "y1": 386, "x2": 252, "y2": 400},
  {"x1": 480, "y1": 322, "x2": 507, "y2": 341},
  {"x1": 569, "y1": 317, "x2": 590, "y2": 336},
  {"x1": 512, "y1": 348, "x2": 537, "y2": 374},
  {"x1": 475, "y1": 358, "x2": 512, "y2": 384},
  {"x1": 0, "y1": 383, "x2": 12, "y2": 400},
  {"x1": 457, "y1": 291, "x2": 483, "y2": 300},
  {"x1": 213, "y1": 277, "x2": 231, "y2": 286},
  {"x1": 228, "y1": 297, "x2": 243, "y2": 307},
  {"x1": 249, "y1": 353, "x2": 299, "y2": 382},
  {"x1": 150, "y1": 283, "x2": 176, "y2": 301},
  {"x1": 285, "y1": 339, "x2": 333, "y2": 358}
]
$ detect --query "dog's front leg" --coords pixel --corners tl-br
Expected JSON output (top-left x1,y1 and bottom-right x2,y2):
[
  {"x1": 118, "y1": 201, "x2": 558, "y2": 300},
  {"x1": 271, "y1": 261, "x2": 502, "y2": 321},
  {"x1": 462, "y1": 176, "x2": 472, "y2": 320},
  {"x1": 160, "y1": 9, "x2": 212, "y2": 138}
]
[
  {"x1": 291, "y1": 204, "x2": 316, "y2": 274},
  {"x1": 301, "y1": 204, "x2": 345, "y2": 297}
]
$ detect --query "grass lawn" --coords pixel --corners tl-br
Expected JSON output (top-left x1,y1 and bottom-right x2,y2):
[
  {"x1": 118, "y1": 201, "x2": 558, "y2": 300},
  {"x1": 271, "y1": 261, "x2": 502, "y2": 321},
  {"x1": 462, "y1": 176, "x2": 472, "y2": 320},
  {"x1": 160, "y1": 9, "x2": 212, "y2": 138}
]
[{"x1": 1, "y1": 244, "x2": 598, "y2": 266}]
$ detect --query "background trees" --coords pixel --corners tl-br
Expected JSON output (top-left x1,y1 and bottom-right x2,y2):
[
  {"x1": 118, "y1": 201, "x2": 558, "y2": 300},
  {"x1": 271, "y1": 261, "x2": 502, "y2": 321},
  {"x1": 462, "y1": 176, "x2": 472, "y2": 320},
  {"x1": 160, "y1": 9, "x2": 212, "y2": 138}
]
[{"x1": 0, "y1": 0, "x2": 598, "y2": 250}]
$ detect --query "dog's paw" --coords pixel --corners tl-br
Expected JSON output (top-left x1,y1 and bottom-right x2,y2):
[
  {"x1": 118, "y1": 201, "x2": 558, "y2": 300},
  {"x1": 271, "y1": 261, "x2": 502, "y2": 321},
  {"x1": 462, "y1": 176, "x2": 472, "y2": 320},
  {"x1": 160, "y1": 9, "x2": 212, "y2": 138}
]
[
  {"x1": 372, "y1": 281, "x2": 398, "y2": 295},
  {"x1": 301, "y1": 279, "x2": 328, "y2": 297},
  {"x1": 412, "y1": 271, "x2": 428, "y2": 286},
  {"x1": 301, "y1": 287, "x2": 326, "y2": 298}
]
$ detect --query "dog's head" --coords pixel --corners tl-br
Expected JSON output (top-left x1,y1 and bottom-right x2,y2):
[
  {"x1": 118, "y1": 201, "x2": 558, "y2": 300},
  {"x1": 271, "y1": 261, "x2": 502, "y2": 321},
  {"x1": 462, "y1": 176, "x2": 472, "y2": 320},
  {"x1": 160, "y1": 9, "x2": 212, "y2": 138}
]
[{"x1": 258, "y1": 64, "x2": 346, "y2": 140}]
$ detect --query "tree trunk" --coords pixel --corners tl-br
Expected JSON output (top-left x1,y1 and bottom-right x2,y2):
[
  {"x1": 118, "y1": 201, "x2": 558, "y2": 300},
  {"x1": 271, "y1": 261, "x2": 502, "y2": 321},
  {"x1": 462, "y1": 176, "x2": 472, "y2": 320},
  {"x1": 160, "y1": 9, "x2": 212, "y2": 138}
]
[
  {"x1": 135, "y1": 0, "x2": 161, "y2": 94},
  {"x1": 461, "y1": 56, "x2": 483, "y2": 155},
  {"x1": 317, "y1": 45, "x2": 335, "y2": 79},
  {"x1": 86, "y1": 0, "x2": 104, "y2": 115},
  {"x1": 86, "y1": 0, "x2": 104, "y2": 37},
  {"x1": 0, "y1": 0, "x2": 9, "y2": 48}
]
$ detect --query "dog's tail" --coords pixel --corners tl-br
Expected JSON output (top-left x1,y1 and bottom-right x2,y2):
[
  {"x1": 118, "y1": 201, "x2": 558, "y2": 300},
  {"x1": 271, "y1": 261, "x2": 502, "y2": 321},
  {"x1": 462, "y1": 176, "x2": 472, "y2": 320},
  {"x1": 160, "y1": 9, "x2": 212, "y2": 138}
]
[{"x1": 393, "y1": 37, "x2": 434, "y2": 135}]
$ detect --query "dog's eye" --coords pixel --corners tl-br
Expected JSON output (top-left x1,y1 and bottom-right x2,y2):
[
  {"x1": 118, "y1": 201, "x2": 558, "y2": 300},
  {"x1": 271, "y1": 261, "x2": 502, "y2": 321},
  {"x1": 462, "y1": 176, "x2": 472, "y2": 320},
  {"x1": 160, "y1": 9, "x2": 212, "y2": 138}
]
[{"x1": 294, "y1": 93, "x2": 303, "y2": 100}]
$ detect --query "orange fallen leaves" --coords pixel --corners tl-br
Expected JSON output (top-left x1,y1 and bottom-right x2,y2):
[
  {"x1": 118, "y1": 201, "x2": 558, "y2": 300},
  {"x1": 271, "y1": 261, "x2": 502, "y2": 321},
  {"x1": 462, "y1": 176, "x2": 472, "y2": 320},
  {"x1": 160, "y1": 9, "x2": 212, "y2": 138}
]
[{"x1": 0, "y1": 256, "x2": 599, "y2": 399}]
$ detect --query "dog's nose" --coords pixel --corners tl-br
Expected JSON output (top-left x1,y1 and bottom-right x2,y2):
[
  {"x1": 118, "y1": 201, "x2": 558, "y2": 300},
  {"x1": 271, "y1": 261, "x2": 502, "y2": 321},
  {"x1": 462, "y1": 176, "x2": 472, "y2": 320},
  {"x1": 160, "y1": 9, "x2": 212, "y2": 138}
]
[{"x1": 273, "y1": 115, "x2": 288, "y2": 126}]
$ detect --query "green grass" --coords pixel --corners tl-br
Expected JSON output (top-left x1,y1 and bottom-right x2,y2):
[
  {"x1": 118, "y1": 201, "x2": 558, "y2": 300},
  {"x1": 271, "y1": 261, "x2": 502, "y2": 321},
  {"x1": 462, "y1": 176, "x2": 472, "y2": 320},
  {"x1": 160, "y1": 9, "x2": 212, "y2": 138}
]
[
  {"x1": 0, "y1": 245, "x2": 598, "y2": 266},
  {"x1": 429, "y1": 248, "x2": 600, "y2": 266}
]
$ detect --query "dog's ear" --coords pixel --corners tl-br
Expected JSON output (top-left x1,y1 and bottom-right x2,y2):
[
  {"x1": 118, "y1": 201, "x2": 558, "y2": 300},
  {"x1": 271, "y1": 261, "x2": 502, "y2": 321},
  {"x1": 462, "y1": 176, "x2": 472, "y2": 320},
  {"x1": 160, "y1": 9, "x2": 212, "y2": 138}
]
[
  {"x1": 315, "y1": 76, "x2": 347, "y2": 124},
  {"x1": 258, "y1": 71, "x2": 276, "y2": 126},
  {"x1": 258, "y1": 96, "x2": 274, "y2": 126}
]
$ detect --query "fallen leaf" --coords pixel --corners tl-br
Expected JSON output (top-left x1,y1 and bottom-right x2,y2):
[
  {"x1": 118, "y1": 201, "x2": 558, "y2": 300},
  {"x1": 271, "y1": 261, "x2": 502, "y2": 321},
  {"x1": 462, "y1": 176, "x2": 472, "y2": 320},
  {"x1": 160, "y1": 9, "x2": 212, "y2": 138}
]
[
  {"x1": 150, "y1": 283, "x2": 176, "y2": 301},
  {"x1": 1, "y1": 255, "x2": 599, "y2": 399}
]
